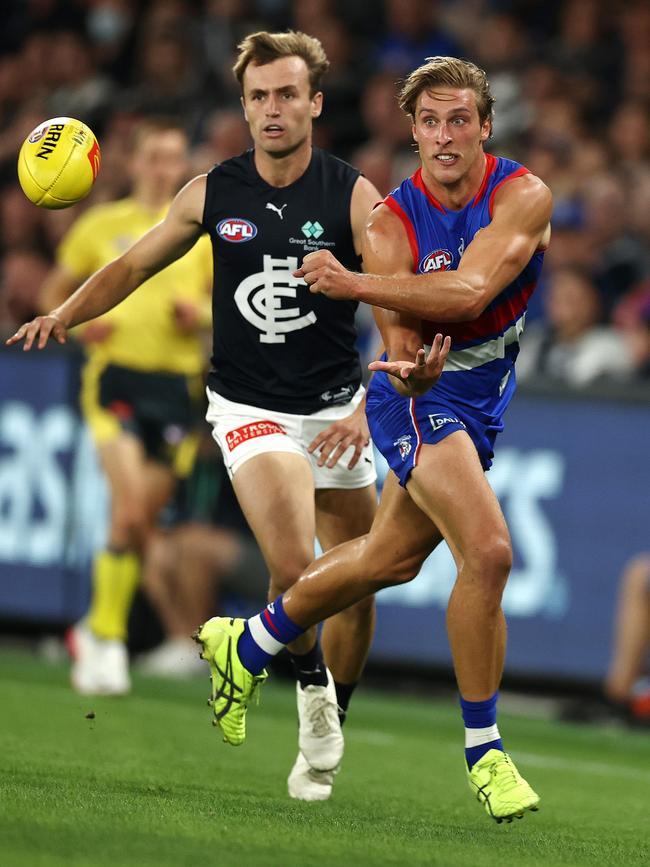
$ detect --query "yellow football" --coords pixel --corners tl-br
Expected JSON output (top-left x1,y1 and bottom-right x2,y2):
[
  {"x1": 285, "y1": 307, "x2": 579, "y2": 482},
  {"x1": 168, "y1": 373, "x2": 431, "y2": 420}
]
[{"x1": 17, "y1": 117, "x2": 101, "y2": 209}]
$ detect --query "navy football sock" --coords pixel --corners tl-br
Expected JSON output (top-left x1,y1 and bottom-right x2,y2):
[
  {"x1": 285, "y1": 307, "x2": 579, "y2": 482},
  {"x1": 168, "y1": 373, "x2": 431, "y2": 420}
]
[
  {"x1": 460, "y1": 692, "x2": 504, "y2": 769},
  {"x1": 237, "y1": 596, "x2": 305, "y2": 675}
]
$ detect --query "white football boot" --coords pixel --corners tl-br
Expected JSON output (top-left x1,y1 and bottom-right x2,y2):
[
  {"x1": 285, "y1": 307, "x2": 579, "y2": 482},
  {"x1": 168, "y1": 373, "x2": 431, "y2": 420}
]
[
  {"x1": 296, "y1": 667, "x2": 344, "y2": 771},
  {"x1": 288, "y1": 751, "x2": 338, "y2": 801},
  {"x1": 69, "y1": 622, "x2": 131, "y2": 696}
]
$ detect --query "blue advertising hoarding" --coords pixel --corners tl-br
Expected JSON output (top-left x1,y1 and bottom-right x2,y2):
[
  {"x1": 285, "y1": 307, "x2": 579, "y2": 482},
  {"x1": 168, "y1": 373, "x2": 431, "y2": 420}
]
[
  {"x1": 1, "y1": 346, "x2": 648, "y2": 681},
  {"x1": 372, "y1": 392, "x2": 649, "y2": 680}
]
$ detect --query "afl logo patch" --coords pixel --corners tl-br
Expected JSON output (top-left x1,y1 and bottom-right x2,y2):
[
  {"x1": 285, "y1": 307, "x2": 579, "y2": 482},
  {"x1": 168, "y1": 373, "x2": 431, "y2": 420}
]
[
  {"x1": 217, "y1": 218, "x2": 257, "y2": 243},
  {"x1": 28, "y1": 124, "x2": 49, "y2": 144},
  {"x1": 419, "y1": 249, "x2": 453, "y2": 273}
]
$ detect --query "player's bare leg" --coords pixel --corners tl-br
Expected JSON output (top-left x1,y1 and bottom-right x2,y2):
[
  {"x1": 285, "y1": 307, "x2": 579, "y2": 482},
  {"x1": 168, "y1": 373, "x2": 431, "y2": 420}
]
[
  {"x1": 406, "y1": 431, "x2": 538, "y2": 820},
  {"x1": 279, "y1": 484, "x2": 377, "y2": 800},
  {"x1": 139, "y1": 523, "x2": 242, "y2": 678},
  {"x1": 406, "y1": 432, "x2": 511, "y2": 701},
  {"x1": 316, "y1": 484, "x2": 377, "y2": 688},
  {"x1": 232, "y1": 451, "x2": 319, "y2": 653},
  {"x1": 604, "y1": 555, "x2": 650, "y2": 706},
  {"x1": 194, "y1": 473, "x2": 438, "y2": 745},
  {"x1": 72, "y1": 432, "x2": 174, "y2": 695},
  {"x1": 232, "y1": 452, "x2": 348, "y2": 789}
]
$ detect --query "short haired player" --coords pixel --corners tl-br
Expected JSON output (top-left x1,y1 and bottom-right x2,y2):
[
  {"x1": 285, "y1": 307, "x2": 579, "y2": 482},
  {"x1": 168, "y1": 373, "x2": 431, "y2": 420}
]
[
  {"x1": 188, "y1": 56, "x2": 553, "y2": 823},
  {"x1": 8, "y1": 31, "x2": 382, "y2": 802}
]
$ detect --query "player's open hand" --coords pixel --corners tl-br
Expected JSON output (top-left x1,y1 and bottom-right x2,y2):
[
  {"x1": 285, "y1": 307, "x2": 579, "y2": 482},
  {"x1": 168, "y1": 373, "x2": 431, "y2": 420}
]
[
  {"x1": 308, "y1": 401, "x2": 370, "y2": 470},
  {"x1": 294, "y1": 250, "x2": 356, "y2": 300},
  {"x1": 368, "y1": 333, "x2": 451, "y2": 397},
  {"x1": 5, "y1": 313, "x2": 68, "y2": 350}
]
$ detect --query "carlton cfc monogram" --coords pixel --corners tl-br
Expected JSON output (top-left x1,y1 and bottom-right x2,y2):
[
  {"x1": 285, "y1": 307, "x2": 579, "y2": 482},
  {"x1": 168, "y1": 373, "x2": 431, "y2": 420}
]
[{"x1": 234, "y1": 255, "x2": 317, "y2": 344}]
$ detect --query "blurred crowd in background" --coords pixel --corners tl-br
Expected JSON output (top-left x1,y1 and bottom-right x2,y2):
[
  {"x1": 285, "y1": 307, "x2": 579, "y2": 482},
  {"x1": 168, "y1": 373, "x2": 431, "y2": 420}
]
[{"x1": 0, "y1": 0, "x2": 649, "y2": 384}]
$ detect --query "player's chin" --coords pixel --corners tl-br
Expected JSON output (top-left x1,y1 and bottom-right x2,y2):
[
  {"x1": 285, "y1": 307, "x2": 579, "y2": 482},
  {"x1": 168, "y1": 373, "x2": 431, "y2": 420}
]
[{"x1": 264, "y1": 138, "x2": 304, "y2": 160}]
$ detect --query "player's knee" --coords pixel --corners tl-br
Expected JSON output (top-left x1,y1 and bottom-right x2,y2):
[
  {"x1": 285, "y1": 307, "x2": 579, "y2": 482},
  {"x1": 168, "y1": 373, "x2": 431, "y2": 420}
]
[
  {"x1": 471, "y1": 536, "x2": 512, "y2": 593},
  {"x1": 366, "y1": 543, "x2": 425, "y2": 589},
  {"x1": 112, "y1": 504, "x2": 149, "y2": 552},
  {"x1": 269, "y1": 555, "x2": 314, "y2": 595},
  {"x1": 347, "y1": 593, "x2": 375, "y2": 623}
]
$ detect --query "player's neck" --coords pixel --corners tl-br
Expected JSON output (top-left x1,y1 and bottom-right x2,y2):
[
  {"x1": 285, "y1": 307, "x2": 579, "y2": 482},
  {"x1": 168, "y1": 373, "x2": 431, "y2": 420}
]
[
  {"x1": 421, "y1": 151, "x2": 487, "y2": 211},
  {"x1": 253, "y1": 139, "x2": 313, "y2": 189}
]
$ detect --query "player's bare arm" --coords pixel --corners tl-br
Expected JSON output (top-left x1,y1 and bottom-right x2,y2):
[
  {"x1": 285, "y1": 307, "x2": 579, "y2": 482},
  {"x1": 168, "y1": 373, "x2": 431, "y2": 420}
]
[
  {"x1": 349, "y1": 175, "x2": 382, "y2": 255},
  {"x1": 297, "y1": 174, "x2": 552, "y2": 322},
  {"x1": 355, "y1": 205, "x2": 450, "y2": 397},
  {"x1": 306, "y1": 174, "x2": 382, "y2": 467},
  {"x1": 6, "y1": 175, "x2": 208, "y2": 350}
]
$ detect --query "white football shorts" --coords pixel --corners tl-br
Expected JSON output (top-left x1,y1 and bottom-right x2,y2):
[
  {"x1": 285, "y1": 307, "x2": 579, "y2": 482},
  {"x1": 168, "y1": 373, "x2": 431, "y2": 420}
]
[{"x1": 206, "y1": 386, "x2": 377, "y2": 489}]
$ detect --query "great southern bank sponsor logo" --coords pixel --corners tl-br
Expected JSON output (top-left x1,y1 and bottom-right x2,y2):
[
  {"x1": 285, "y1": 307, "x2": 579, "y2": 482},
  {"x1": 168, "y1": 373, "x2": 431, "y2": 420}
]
[
  {"x1": 217, "y1": 218, "x2": 257, "y2": 243},
  {"x1": 419, "y1": 249, "x2": 453, "y2": 273}
]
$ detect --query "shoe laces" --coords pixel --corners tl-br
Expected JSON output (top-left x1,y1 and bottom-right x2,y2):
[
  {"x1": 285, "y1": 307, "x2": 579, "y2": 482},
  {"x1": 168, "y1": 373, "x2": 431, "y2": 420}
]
[
  {"x1": 489, "y1": 754, "x2": 521, "y2": 792},
  {"x1": 307, "y1": 695, "x2": 338, "y2": 737}
]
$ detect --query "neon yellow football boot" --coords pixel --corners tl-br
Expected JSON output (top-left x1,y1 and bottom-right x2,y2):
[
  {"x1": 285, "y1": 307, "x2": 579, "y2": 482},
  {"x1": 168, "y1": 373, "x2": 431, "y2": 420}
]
[
  {"x1": 467, "y1": 749, "x2": 540, "y2": 823},
  {"x1": 193, "y1": 617, "x2": 267, "y2": 746}
]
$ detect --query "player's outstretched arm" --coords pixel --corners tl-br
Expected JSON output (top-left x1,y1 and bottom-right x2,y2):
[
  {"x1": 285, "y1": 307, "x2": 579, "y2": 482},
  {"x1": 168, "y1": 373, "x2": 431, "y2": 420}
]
[
  {"x1": 6, "y1": 175, "x2": 207, "y2": 350},
  {"x1": 297, "y1": 174, "x2": 552, "y2": 323}
]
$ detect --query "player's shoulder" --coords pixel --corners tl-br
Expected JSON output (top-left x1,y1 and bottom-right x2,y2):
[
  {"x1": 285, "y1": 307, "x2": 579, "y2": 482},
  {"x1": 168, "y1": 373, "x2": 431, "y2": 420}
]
[
  {"x1": 206, "y1": 149, "x2": 254, "y2": 180},
  {"x1": 366, "y1": 200, "x2": 404, "y2": 236},
  {"x1": 492, "y1": 155, "x2": 551, "y2": 202},
  {"x1": 492, "y1": 167, "x2": 552, "y2": 217},
  {"x1": 313, "y1": 147, "x2": 361, "y2": 182},
  {"x1": 363, "y1": 201, "x2": 414, "y2": 267}
]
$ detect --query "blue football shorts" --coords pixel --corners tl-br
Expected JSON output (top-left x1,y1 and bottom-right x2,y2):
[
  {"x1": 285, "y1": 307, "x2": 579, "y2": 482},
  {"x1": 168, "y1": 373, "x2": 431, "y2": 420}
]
[{"x1": 366, "y1": 371, "x2": 504, "y2": 487}]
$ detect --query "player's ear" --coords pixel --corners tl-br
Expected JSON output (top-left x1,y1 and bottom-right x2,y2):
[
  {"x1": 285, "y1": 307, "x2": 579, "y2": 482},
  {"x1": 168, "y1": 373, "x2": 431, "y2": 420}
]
[
  {"x1": 240, "y1": 95, "x2": 248, "y2": 123},
  {"x1": 480, "y1": 118, "x2": 491, "y2": 143},
  {"x1": 311, "y1": 91, "x2": 323, "y2": 119},
  {"x1": 411, "y1": 123, "x2": 418, "y2": 144}
]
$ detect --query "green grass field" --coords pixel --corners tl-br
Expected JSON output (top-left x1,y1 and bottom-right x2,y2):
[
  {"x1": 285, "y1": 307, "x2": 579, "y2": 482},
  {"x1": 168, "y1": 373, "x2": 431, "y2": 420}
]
[{"x1": 1, "y1": 649, "x2": 649, "y2": 867}]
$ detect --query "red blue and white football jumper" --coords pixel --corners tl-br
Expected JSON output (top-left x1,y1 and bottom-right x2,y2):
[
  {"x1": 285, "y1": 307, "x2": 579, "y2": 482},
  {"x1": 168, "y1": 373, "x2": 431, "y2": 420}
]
[{"x1": 366, "y1": 154, "x2": 545, "y2": 485}]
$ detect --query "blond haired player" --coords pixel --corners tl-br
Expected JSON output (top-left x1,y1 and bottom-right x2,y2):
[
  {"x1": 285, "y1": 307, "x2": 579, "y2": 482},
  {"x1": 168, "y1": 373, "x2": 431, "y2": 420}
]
[
  {"x1": 186, "y1": 56, "x2": 551, "y2": 823},
  {"x1": 9, "y1": 32, "x2": 382, "y2": 802},
  {"x1": 38, "y1": 118, "x2": 212, "y2": 698}
]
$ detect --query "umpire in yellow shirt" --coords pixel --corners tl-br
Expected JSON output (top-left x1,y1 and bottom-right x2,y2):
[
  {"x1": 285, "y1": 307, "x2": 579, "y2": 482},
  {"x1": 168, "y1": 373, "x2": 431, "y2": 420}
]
[{"x1": 40, "y1": 118, "x2": 213, "y2": 695}]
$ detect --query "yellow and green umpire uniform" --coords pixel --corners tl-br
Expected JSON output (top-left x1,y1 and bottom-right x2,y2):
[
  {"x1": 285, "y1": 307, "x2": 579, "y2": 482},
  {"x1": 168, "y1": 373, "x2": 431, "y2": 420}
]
[
  {"x1": 57, "y1": 197, "x2": 212, "y2": 642},
  {"x1": 57, "y1": 197, "x2": 212, "y2": 478}
]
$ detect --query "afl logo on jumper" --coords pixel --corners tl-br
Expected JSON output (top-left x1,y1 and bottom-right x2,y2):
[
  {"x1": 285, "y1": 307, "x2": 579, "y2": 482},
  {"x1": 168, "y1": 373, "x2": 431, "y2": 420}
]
[
  {"x1": 217, "y1": 218, "x2": 257, "y2": 243},
  {"x1": 419, "y1": 249, "x2": 453, "y2": 273},
  {"x1": 234, "y1": 254, "x2": 317, "y2": 344}
]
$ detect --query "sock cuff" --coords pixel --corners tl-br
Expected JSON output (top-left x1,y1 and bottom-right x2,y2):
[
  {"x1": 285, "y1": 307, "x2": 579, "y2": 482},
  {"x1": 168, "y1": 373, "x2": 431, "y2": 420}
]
[
  {"x1": 248, "y1": 595, "x2": 305, "y2": 652},
  {"x1": 460, "y1": 692, "x2": 499, "y2": 728},
  {"x1": 266, "y1": 596, "x2": 304, "y2": 641}
]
